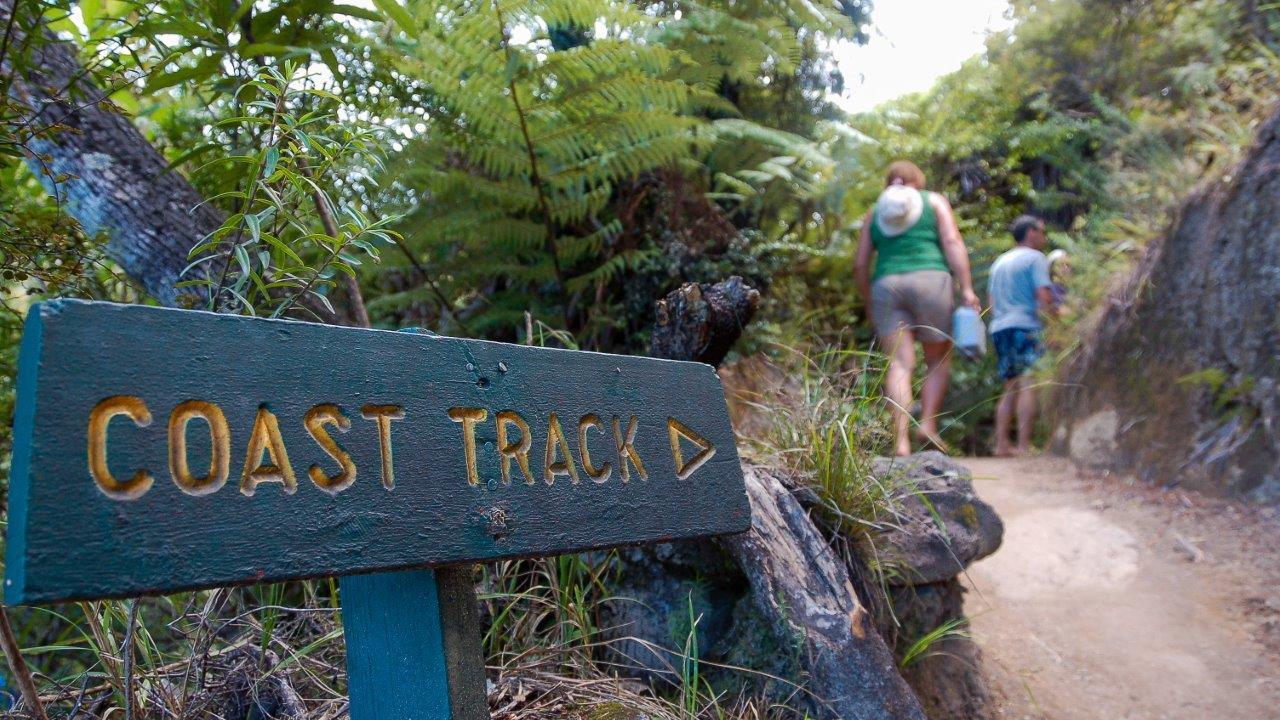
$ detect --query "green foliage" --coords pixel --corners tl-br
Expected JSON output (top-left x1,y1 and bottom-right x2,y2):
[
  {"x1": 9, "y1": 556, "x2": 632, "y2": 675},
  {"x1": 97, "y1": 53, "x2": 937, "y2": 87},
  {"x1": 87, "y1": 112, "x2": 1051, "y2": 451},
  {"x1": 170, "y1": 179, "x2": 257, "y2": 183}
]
[
  {"x1": 382, "y1": 0, "x2": 711, "y2": 337},
  {"x1": 898, "y1": 616, "x2": 969, "y2": 669},
  {"x1": 1178, "y1": 368, "x2": 1259, "y2": 419},
  {"x1": 182, "y1": 63, "x2": 398, "y2": 317},
  {"x1": 352, "y1": 0, "x2": 868, "y2": 348}
]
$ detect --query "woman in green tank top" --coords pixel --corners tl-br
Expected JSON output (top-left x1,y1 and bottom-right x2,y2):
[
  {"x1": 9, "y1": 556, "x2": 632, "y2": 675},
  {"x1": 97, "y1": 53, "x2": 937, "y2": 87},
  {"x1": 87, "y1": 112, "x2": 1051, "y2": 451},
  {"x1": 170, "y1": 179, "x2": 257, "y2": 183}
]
[{"x1": 854, "y1": 161, "x2": 980, "y2": 456}]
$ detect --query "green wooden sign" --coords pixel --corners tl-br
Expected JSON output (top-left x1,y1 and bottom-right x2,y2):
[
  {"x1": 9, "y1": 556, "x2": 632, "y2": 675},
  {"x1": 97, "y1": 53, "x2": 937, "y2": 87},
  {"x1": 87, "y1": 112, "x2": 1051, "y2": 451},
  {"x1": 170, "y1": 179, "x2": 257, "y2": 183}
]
[
  {"x1": 4, "y1": 299, "x2": 750, "y2": 719},
  {"x1": 6, "y1": 299, "x2": 748, "y2": 603}
]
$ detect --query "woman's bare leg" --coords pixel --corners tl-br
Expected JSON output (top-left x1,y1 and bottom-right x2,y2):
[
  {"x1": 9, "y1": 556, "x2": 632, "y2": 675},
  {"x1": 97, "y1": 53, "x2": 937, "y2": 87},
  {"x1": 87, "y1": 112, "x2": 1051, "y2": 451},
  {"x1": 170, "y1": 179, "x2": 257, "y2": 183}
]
[
  {"x1": 917, "y1": 339, "x2": 953, "y2": 452},
  {"x1": 883, "y1": 329, "x2": 916, "y2": 457}
]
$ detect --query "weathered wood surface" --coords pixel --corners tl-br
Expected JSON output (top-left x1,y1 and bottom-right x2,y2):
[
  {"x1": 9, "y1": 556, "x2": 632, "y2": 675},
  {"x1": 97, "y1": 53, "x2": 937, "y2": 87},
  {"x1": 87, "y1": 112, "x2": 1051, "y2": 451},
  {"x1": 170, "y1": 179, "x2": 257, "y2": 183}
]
[
  {"x1": 722, "y1": 467, "x2": 925, "y2": 719},
  {"x1": 6, "y1": 300, "x2": 748, "y2": 604}
]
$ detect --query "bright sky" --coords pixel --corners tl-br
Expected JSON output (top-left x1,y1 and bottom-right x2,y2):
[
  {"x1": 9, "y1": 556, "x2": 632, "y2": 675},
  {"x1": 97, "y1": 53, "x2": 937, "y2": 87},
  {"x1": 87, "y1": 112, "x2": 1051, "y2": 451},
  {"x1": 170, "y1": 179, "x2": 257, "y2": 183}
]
[{"x1": 832, "y1": 0, "x2": 1014, "y2": 113}]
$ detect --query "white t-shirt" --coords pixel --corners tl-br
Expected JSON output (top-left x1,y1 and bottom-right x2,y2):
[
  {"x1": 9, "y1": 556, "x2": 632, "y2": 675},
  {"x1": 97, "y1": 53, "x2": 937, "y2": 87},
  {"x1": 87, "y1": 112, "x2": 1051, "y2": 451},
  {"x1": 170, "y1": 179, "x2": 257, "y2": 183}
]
[{"x1": 987, "y1": 246, "x2": 1050, "y2": 333}]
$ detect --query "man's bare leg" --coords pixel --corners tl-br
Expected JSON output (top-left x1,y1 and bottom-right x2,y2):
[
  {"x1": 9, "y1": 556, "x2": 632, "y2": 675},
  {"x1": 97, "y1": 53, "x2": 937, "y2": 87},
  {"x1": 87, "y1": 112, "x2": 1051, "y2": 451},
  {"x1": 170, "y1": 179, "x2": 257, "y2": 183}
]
[
  {"x1": 993, "y1": 377, "x2": 1018, "y2": 457},
  {"x1": 883, "y1": 329, "x2": 916, "y2": 457},
  {"x1": 1016, "y1": 376, "x2": 1038, "y2": 454}
]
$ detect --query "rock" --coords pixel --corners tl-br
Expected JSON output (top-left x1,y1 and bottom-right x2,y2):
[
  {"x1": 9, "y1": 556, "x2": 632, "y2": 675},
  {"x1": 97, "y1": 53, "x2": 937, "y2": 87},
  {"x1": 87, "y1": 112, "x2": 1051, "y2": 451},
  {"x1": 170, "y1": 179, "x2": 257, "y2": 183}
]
[
  {"x1": 1068, "y1": 408, "x2": 1120, "y2": 468},
  {"x1": 872, "y1": 452, "x2": 1004, "y2": 585},
  {"x1": 894, "y1": 581, "x2": 994, "y2": 720},
  {"x1": 855, "y1": 453, "x2": 1000, "y2": 720},
  {"x1": 602, "y1": 466, "x2": 926, "y2": 719},
  {"x1": 1054, "y1": 103, "x2": 1280, "y2": 503},
  {"x1": 721, "y1": 467, "x2": 925, "y2": 719},
  {"x1": 600, "y1": 540, "x2": 747, "y2": 684},
  {"x1": 601, "y1": 454, "x2": 1006, "y2": 719}
]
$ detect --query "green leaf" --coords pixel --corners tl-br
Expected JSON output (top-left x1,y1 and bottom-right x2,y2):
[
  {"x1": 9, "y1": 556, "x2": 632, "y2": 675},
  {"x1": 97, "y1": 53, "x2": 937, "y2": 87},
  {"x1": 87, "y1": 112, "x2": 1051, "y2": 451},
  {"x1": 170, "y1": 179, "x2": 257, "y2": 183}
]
[
  {"x1": 319, "y1": 47, "x2": 343, "y2": 78},
  {"x1": 233, "y1": 245, "x2": 253, "y2": 280},
  {"x1": 372, "y1": 0, "x2": 415, "y2": 33},
  {"x1": 239, "y1": 43, "x2": 297, "y2": 59},
  {"x1": 146, "y1": 55, "x2": 223, "y2": 94},
  {"x1": 262, "y1": 234, "x2": 306, "y2": 267},
  {"x1": 330, "y1": 4, "x2": 382, "y2": 21},
  {"x1": 80, "y1": 0, "x2": 101, "y2": 32},
  {"x1": 262, "y1": 147, "x2": 280, "y2": 179},
  {"x1": 244, "y1": 213, "x2": 261, "y2": 244},
  {"x1": 315, "y1": 292, "x2": 336, "y2": 315},
  {"x1": 164, "y1": 143, "x2": 218, "y2": 173}
]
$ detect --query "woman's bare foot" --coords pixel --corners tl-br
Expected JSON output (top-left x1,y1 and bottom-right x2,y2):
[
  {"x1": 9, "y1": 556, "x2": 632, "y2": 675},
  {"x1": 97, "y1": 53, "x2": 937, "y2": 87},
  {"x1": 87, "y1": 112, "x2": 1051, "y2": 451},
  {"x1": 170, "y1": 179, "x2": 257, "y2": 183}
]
[
  {"x1": 993, "y1": 444, "x2": 1021, "y2": 458},
  {"x1": 894, "y1": 439, "x2": 913, "y2": 457},
  {"x1": 915, "y1": 427, "x2": 950, "y2": 454}
]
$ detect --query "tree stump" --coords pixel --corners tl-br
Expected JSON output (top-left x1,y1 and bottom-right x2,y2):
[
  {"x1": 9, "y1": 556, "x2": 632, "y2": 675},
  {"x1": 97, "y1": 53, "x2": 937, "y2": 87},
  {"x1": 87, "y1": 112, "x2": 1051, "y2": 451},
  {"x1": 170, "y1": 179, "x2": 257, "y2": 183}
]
[{"x1": 651, "y1": 276, "x2": 759, "y2": 367}]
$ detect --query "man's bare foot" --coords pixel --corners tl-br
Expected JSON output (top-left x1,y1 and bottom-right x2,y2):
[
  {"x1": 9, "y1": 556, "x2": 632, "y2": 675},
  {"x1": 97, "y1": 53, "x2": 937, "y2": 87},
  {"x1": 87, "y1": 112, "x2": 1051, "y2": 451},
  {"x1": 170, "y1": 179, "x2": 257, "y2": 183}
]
[
  {"x1": 915, "y1": 428, "x2": 950, "y2": 454},
  {"x1": 993, "y1": 445, "x2": 1021, "y2": 458},
  {"x1": 894, "y1": 441, "x2": 912, "y2": 457}
]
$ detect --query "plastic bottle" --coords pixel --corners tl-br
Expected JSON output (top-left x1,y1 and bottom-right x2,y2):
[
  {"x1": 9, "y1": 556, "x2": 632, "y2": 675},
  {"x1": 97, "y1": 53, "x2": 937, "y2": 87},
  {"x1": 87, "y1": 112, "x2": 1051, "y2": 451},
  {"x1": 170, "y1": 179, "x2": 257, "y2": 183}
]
[{"x1": 952, "y1": 306, "x2": 986, "y2": 361}]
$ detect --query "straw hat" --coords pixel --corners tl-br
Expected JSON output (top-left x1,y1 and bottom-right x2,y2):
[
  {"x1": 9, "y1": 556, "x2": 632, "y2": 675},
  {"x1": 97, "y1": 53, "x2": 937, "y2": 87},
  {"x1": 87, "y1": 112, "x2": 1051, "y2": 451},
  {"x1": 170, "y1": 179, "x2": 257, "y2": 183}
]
[{"x1": 874, "y1": 184, "x2": 924, "y2": 237}]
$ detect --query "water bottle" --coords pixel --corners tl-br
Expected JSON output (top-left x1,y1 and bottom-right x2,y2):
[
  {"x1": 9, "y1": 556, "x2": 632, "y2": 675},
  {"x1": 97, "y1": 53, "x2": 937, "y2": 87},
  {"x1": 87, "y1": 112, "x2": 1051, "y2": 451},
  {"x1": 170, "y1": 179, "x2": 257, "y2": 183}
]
[{"x1": 952, "y1": 306, "x2": 986, "y2": 361}]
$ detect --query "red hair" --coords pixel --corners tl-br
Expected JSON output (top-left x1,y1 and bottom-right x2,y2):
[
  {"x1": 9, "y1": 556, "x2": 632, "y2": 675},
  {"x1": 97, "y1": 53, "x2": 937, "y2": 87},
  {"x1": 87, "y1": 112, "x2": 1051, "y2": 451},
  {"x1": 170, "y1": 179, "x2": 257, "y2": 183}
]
[{"x1": 885, "y1": 160, "x2": 926, "y2": 189}]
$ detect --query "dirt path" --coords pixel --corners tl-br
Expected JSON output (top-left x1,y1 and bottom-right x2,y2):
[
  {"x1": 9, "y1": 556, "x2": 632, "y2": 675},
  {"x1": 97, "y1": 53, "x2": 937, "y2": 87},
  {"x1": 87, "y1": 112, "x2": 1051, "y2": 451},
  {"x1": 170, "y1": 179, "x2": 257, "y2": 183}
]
[{"x1": 961, "y1": 456, "x2": 1280, "y2": 720}]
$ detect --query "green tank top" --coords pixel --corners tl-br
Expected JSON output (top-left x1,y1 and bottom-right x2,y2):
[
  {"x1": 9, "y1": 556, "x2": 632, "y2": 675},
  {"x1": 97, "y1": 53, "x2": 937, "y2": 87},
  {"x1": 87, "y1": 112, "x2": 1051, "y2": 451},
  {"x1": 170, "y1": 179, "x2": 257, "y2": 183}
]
[{"x1": 869, "y1": 190, "x2": 949, "y2": 280}]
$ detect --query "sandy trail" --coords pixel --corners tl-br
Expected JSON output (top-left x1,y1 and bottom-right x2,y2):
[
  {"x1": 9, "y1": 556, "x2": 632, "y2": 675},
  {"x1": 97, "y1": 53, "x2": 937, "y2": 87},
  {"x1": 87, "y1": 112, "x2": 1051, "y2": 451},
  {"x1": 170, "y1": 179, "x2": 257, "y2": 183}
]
[{"x1": 961, "y1": 456, "x2": 1280, "y2": 720}]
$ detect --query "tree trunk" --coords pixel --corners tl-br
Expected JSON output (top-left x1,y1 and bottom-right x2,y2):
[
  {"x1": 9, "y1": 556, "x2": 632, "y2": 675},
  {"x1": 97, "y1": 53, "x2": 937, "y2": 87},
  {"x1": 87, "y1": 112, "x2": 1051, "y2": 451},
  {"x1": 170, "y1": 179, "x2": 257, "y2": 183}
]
[
  {"x1": 3, "y1": 0, "x2": 222, "y2": 305},
  {"x1": 723, "y1": 467, "x2": 926, "y2": 719}
]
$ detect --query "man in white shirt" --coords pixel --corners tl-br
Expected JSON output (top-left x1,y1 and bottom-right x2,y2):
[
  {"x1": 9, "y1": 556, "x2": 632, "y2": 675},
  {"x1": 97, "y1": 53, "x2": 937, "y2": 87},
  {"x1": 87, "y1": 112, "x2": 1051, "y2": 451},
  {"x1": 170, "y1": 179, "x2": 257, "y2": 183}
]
[{"x1": 988, "y1": 215, "x2": 1055, "y2": 456}]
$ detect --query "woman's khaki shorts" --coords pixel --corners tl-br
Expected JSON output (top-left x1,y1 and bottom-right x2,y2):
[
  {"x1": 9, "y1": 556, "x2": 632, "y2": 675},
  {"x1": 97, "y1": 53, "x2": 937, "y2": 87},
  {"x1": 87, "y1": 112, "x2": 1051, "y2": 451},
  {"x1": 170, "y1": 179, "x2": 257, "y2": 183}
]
[{"x1": 870, "y1": 270, "x2": 954, "y2": 344}]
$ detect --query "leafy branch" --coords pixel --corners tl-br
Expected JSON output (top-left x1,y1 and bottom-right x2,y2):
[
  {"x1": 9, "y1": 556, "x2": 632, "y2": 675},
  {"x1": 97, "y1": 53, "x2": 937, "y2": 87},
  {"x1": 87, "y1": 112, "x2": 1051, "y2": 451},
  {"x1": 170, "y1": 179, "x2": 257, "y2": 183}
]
[{"x1": 182, "y1": 63, "x2": 398, "y2": 320}]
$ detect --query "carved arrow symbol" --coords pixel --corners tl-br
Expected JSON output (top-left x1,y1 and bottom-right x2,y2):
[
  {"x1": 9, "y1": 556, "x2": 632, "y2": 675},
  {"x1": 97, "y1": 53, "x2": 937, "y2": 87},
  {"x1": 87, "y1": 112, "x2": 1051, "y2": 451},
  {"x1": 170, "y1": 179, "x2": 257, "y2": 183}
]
[{"x1": 667, "y1": 417, "x2": 716, "y2": 480}]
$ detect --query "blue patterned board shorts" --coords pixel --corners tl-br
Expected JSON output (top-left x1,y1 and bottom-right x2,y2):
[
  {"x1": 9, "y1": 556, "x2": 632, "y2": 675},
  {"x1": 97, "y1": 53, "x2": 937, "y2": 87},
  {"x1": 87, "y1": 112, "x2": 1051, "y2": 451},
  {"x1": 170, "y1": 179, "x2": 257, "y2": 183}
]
[{"x1": 992, "y1": 328, "x2": 1044, "y2": 380}]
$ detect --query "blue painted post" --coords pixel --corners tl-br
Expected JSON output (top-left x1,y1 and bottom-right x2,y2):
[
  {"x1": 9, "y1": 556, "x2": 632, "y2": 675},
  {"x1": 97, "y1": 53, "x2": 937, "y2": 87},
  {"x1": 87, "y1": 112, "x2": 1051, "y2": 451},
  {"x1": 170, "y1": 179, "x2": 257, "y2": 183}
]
[{"x1": 340, "y1": 566, "x2": 487, "y2": 719}]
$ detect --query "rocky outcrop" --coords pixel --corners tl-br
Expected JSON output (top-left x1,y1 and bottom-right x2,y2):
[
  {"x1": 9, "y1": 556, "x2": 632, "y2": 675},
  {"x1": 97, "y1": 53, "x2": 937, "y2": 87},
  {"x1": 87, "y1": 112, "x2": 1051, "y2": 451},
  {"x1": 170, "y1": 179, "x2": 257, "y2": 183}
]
[
  {"x1": 600, "y1": 454, "x2": 1003, "y2": 720},
  {"x1": 1053, "y1": 103, "x2": 1280, "y2": 503},
  {"x1": 639, "y1": 285, "x2": 1001, "y2": 717},
  {"x1": 603, "y1": 465, "x2": 925, "y2": 720},
  {"x1": 872, "y1": 453, "x2": 1002, "y2": 720},
  {"x1": 724, "y1": 467, "x2": 924, "y2": 719},
  {"x1": 872, "y1": 453, "x2": 1004, "y2": 586}
]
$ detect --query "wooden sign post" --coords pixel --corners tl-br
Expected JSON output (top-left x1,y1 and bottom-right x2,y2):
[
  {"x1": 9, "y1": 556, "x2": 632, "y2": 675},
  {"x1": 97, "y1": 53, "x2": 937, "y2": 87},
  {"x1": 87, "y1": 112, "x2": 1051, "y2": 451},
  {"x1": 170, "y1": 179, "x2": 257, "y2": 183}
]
[{"x1": 5, "y1": 300, "x2": 749, "y2": 719}]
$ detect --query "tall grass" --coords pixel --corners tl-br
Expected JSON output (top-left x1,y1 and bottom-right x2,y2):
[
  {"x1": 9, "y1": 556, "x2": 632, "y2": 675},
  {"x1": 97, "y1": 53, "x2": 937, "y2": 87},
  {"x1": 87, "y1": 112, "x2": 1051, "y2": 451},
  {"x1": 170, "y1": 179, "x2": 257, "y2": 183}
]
[
  {"x1": 742, "y1": 345, "x2": 900, "y2": 537},
  {"x1": 897, "y1": 617, "x2": 970, "y2": 669},
  {"x1": 480, "y1": 553, "x2": 616, "y2": 667},
  {"x1": 4, "y1": 582, "x2": 349, "y2": 718}
]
